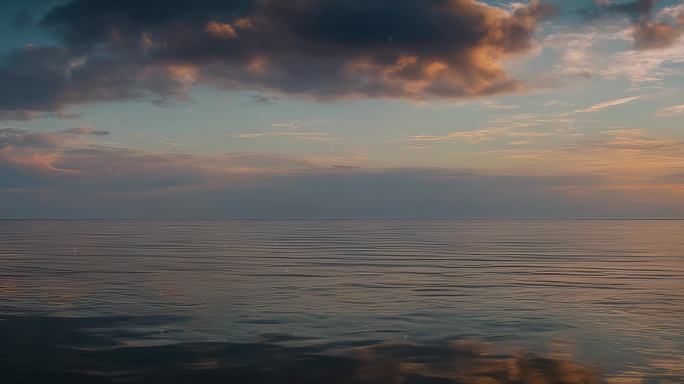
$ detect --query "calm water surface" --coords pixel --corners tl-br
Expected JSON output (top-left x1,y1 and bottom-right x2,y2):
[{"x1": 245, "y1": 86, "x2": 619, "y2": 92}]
[{"x1": 1, "y1": 220, "x2": 683, "y2": 383}]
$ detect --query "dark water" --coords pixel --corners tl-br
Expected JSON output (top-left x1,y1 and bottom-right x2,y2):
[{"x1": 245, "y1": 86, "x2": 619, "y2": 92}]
[{"x1": 1, "y1": 220, "x2": 683, "y2": 383}]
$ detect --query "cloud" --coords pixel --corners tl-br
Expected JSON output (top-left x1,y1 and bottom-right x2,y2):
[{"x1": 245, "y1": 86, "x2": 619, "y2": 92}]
[
  {"x1": 232, "y1": 132, "x2": 339, "y2": 141},
  {"x1": 246, "y1": 94, "x2": 277, "y2": 106},
  {"x1": 0, "y1": 128, "x2": 67, "y2": 149},
  {"x1": 546, "y1": 25, "x2": 684, "y2": 83},
  {"x1": 270, "y1": 120, "x2": 326, "y2": 129},
  {"x1": 0, "y1": 0, "x2": 555, "y2": 118},
  {"x1": 5, "y1": 126, "x2": 684, "y2": 218},
  {"x1": 659, "y1": 3, "x2": 684, "y2": 25},
  {"x1": 481, "y1": 100, "x2": 519, "y2": 110},
  {"x1": 0, "y1": 128, "x2": 365, "y2": 190},
  {"x1": 407, "y1": 130, "x2": 498, "y2": 143},
  {"x1": 606, "y1": 37, "x2": 684, "y2": 81},
  {"x1": 585, "y1": 0, "x2": 683, "y2": 49},
  {"x1": 488, "y1": 111, "x2": 576, "y2": 129},
  {"x1": 0, "y1": 45, "x2": 195, "y2": 119},
  {"x1": 656, "y1": 103, "x2": 684, "y2": 116},
  {"x1": 599, "y1": 128, "x2": 682, "y2": 149},
  {"x1": 59, "y1": 127, "x2": 110, "y2": 135},
  {"x1": 204, "y1": 21, "x2": 237, "y2": 39},
  {"x1": 489, "y1": 128, "x2": 684, "y2": 179},
  {"x1": 574, "y1": 95, "x2": 645, "y2": 113},
  {"x1": 632, "y1": 19, "x2": 681, "y2": 49}
]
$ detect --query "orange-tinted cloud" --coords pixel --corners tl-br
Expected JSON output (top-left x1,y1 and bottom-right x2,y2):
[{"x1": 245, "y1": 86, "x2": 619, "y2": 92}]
[
  {"x1": 587, "y1": 0, "x2": 683, "y2": 50},
  {"x1": 633, "y1": 20, "x2": 681, "y2": 49},
  {"x1": 204, "y1": 21, "x2": 237, "y2": 39},
  {"x1": 0, "y1": 0, "x2": 555, "y2": 118}
]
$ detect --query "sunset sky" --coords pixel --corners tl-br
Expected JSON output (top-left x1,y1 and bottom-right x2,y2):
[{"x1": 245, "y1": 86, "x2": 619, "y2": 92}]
[{"x1": 1, "y1": 0, "x2": 684, "y2": 218}]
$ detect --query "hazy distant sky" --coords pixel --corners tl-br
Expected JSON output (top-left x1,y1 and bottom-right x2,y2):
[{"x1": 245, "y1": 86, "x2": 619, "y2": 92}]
[{"x1": 1, "y1": 0, "x2": 684, "y2": 218}]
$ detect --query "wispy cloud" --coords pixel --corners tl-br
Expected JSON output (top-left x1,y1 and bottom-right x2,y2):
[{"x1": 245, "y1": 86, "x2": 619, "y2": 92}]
[
  {"x1": 541, "y1": 99, "x2": 573, "y2": 107},
  {"x1": 486, "y1": 128, "x2": 684, "y2": 179},
  {"x1": 574, "y1": 96, "x2": 645, "y2": 113},
  {"x1": 246, "y1": 94, "x2": 277, "y2": 106},
  {"x1": 600, "y1": 129, "x2": 682, "y2": 149},
  {"x1": 59, "y1": 127, "x2": 110, "y2": 136},
  {"x1": 487, "y1": 112, "x2": 577, "y2": 132},
  {"x1": 605, "y1": 39, "x2": 684, "y2": 82},
  {"x1": 159, "y1": 138, "x2": 181, "y2": 147},
  {"x1": 656, "y1": 103, "x2": 684, "y2": 116},
  {"x1": 407, "y1": 130, "x2": 498, "y2": 144},
  {"x1": 231, "y1": 132, "x2": 339, "y2": 141},
  {"x1": 481, "y1": 101, "x2": 519, "y2": 110},
  {"x1": 544, "y1": 24, "x2": 684, "y2": 85},
  {"x1": 0, "y1": 128, "x2": 365, "y2": 189},
  {"x1": 270, "y1": 120, "x2": 327, "y2": 129},
  {"x1": 507, "y1": 140, "x2": 531, "y2": 146}
]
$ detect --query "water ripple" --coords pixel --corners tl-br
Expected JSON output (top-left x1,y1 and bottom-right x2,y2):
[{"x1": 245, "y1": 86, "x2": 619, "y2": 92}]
[{"x1": 0, "y1": 219, "x2": 683, "y2": 381}]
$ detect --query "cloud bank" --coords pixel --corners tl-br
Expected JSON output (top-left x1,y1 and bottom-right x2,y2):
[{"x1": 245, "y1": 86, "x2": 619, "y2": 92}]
[{"x1": 4, "y1": 127, "x2": 684, "y2": 218}]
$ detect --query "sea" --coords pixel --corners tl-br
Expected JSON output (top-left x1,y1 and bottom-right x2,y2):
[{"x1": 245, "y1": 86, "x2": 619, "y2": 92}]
[{"x1": 1, "y1": 220, "x2": 683, "y2": 383}]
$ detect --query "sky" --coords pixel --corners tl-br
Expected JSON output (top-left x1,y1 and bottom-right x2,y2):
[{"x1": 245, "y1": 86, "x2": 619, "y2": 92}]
[{"x1": 1, "y1": 0, "x2": 684, "y2": 218}]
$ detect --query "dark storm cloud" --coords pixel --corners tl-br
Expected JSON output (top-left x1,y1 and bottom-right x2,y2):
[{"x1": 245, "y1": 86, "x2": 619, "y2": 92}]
[
  {"x1": 0, "y1": 0, "x2": 554, "y2": 118},
  {"x1": 585, "y1": 0, "x2": 682, "y2": 49},
  {"x1": 0, "y1": 45, "x2": 196, "y2": 118}
]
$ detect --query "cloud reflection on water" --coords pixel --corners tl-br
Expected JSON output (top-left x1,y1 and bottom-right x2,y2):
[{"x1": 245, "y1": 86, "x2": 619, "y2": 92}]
[{"x1": 0, "y1": 314, "x2": 607, "y2": 384}]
